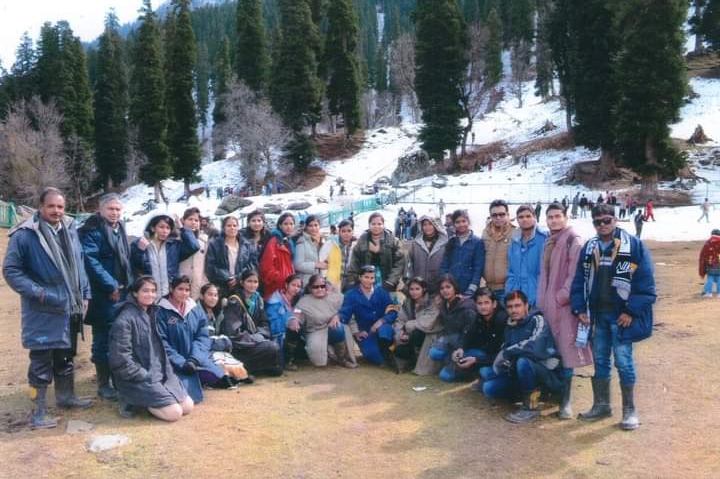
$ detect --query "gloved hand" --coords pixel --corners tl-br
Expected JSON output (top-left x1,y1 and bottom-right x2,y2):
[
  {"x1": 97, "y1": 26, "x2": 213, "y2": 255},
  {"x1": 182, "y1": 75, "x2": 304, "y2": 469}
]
[{"x1": 181, "y1": 359, "x2": 198, "y2": 374}]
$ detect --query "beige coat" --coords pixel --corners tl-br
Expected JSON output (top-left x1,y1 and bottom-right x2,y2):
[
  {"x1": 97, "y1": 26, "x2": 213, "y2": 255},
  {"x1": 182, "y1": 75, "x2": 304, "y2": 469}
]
[
  {"x1": 296, "y1": 290, "x2": 345, "y2": 366},
  {"x1": 482, "y1": 222, "x2": 515, "y2": 291},
  {"x1": 394, "y1": 295, "x2": 443, "y2": 376},
  {"x1": 179, "y1": 231, "x2": 208, "y2": 299}
]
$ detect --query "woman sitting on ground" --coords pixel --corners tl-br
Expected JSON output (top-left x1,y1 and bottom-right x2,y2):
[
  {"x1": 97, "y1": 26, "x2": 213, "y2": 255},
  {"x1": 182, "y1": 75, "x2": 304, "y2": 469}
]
[
  {"x1": 451, "y1": 288, "x2": 507, "y2": 386},
  {"x1": 221, "y1": 270, "x2": 282, "y2": 376},
  {"x1": 393, "y1": 277, "x2": 442, "y2": 375},
  {"x1": 266, "y1": 274, "x2": 303, "y2": 370},
  {"x1": 428, "y1": 275, "x2": 477, "y2": 382},
  {"x1": 109, "y1": 276, "x2": 193, "y2": 422},
  {"x1": 198, "y1": 283, "x2": 252, "y2": 385},
  {"x1": 156, "y1": 276, "x2": 231, "y2": 403},
  {"x1": 295, "y1": 275, "x2": 356, "y2": 368}
]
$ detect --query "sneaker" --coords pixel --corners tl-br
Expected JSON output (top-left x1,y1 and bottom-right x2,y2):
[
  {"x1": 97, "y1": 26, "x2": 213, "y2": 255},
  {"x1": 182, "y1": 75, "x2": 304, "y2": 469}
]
[
  {"x1": 703, "y1": 293, "x2": 713, "y2": 298},
  {"x1": 470, "y1": 379, "x2": 484, "y2": 392}
]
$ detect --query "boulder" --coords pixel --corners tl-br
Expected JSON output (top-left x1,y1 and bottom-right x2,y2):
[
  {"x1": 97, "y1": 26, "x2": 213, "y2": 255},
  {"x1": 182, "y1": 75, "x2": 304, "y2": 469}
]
[
  {"x1": 392, "y1": 151, "x2": 433, "y2": 184},
  {"x1": 262, "y1": 204, "x2": 283, "y2": 215},
  {"x1": 287, "y1": 201, "x2": 312, "y2": 211},
  {"x1": 215, "y1": 195, "x2": 253, "y2": 215}
]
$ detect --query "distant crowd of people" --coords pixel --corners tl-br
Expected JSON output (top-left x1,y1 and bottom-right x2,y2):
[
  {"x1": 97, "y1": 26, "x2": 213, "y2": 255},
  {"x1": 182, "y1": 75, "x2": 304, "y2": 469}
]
[{"x1": 4, "y1": 187, "x2": 662, "y2": 431}]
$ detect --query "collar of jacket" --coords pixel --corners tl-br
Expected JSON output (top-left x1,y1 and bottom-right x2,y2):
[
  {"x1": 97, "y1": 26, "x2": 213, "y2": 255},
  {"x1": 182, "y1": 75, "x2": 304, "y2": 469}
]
[
  {"x1": 483, "y1": 222, "x2": 515, "y2": 242},
  {"x1": 158, "y1": 297, "x2": 197, "y2": 318}
]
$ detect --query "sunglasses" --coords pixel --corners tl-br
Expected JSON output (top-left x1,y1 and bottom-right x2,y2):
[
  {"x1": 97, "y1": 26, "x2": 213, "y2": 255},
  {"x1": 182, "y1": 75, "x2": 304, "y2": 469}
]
[
  {"x1": 311, "y1": 284, "x2": 327, "y2": 290},
  {"x1": 592, "y1": 217, "x2": 614, "y2": 227},
  {"x1": 491, "y1": 212, "x2": 507, "y2": 218}
]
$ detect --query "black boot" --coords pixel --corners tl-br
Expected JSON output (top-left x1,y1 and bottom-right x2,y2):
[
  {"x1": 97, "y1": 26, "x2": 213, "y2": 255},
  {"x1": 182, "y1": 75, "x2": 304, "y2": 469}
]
[
  {"x1": 378, "y1": 339, "x2": 399, "y2": 374},
  {"x1": 284, "y1": 334, "x2": 300, "y2": 371},
  {"x1": 620, "y1": 383, "x2": 640, "y2": 430},
  {"x1": 29, "y1": 385, "x2": 57, "y2": 429},
  {"x1": 118, "y1": 398, "x2": 136, "y2": 419},
  {"x1": 54, "y1": 373, "x2": 93, "y2": 409},
  {"x1": 557, "y1": 377, "x2": 573, "y2": 420},
  {"x1": 578, "y1": 377, "x2": 612, "y2": 421},
  {"x1": 95, "y1": 363, "x2": 118, "y2": 400},
  {"x1": 505, "y1": 389, "x2": 541, "y2": 423}
]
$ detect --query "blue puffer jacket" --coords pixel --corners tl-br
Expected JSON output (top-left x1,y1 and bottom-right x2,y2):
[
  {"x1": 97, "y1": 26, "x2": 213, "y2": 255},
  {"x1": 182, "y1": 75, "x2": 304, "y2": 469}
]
[
  {"x1": 265, "y1": 290, "x2": 296, "y2": 338},
  {"x1": 79, "y1": 213, "x2": 133, "y2": 326},
  {"x1": 505, "y1": 226, "x2": 548, "y2": 306},
  {"x1": 156, "y1": 298, "x2": 224, "y2": 403},
  {"x1": 570, "y1": 230, "x2": 656, "y2": 342},
  {"x1": 439, "y1": 231, "x2": 485, "y2": 296},
  {"x1": 130, "y1": 228, "x2": 200, "y2": 285},
  {"x1": 339, "y1": 286, "x2": 397, "y2": 331},
  {"x1": 3, "y1": 214, "x2": 91, "y2": 350}
]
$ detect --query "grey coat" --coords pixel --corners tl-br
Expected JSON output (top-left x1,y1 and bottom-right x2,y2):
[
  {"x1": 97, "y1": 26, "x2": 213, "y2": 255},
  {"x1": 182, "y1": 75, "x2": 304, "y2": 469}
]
[
  {"x1": 109, "y1": 299, "x2": 186, "y2": 408},
  {"x1": 406, "y1": 215, "x2": 448, "y2": 294}
]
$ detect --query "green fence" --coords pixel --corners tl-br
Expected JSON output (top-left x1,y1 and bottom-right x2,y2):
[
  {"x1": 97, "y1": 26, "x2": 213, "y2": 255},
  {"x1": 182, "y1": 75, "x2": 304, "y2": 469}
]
[
  {"x1": 327, "y1": 196, "x2": 387, "y2": 226},
  {"x1": 0, "y1": 202, "x2": 17, "y2": 229}
]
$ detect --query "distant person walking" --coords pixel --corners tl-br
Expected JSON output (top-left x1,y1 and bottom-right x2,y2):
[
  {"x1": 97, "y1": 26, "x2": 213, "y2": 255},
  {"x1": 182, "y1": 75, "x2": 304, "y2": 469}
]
[
  {"x1": 698, "y1": 198, "x2": 711, "y2": 223},
  {"x1": 634, "y1": 210, "x2": 645, "y2": 239},
  {"x1": 644, "y1": 200, "x2": 655, "y2": 222},
  {"x1": 699, "y1": 229, "x2": 720, "y2": 298}
]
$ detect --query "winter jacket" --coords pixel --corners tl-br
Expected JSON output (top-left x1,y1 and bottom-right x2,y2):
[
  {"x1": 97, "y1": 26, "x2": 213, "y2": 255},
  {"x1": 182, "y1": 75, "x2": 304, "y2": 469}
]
[
  {"x1": 482, "y1": 222, "x2": 515, "y2": 291},
  {"x1": 339, "y1": 285, "x2": 398, "y2": 333},
  {"x1": 347, "y1": 229, "x2": 405, "y2": 290},
  {"x1": 130, "y1": 228, "x2": 200, "y2": 289},
  {"x1": 570, "y1": 228, "x2": 657, "y2": 343},
  {"x1": 536, "y1": 227, "x2": 592, "y2": 368},
  {"x1": 156, "y1": 298, "x2": 224, "y2": 403},
  {"x1": 243, "y1": 227, "x2": 272, "y2": 265},
  {"x1": 3, "y1": 214, "x2": 91, "y2": 350},
  {"x1": 109, "y1": 298, "x2": 186, "y2": 408},
  {"x1": 394, "y1": 294, "x2": 442, "y2": 375},
  {"x1": 406, "y1": 215, "x2": 448, "y2": 294},
  {"x1": 296, "y1": 291, "x2": 344, "y2": 366},
  {"x1": 505, "y1": 226, "x2": 548, "y2": 306},
  {"x1": 501, "y1": 309, "x2": 560, "y2": 368},
  {"x1": 323, "y1": 240, "x2": 343, "y2": 288},
  {"x1": 437, "y1": 297, "x2": 476, "y2": 337},
  {"x1": 462, "y1": 309, "x2": 508, "y2": 362},
  {"x1": 205, "y1": 234, "x2": 258, "y2": 298},
  {"x1": 178, "y1": 231, "x2": 209, "y2": 300},
  {"x1": 293, "y1": 232, "x2": 325, "y2": 286},
  {"x1": 699, "y1": 235, "x2": 720, "y2": 277},
  {"x1": 439, "y1": 231, "x2": 485, "y2": 296},
  {"x1": 258, "y1": 230, "x2": 295, "y2": 300},
  {"x1": 265, "y1": 290, "x2": 297, "y2": 338}
]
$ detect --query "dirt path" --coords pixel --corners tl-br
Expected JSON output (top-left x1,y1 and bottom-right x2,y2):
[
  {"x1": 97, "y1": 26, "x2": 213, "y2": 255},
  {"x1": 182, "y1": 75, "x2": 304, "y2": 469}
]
[{"x1": 0, "y1": 237, "x2": 718, "y2": 479}]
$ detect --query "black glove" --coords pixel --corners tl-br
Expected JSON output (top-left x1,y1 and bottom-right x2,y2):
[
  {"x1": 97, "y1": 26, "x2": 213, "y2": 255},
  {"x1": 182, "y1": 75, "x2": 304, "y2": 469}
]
[{"x1": 181, "y1": 359, "x2": 198, "y2": 374}]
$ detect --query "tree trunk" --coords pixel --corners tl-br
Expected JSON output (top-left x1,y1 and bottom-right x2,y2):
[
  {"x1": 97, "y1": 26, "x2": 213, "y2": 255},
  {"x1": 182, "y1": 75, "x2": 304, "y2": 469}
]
[
  {"x1": 184, "y1": 178, "x2": 191, "y2": 198},
  {"x1": 461, "y1": 117, "x2": 472, "y2": 158},
  {"x1": 154, "y1": 183, "x2": 165, "y2": 203},
  {"x1": 450, "y1": 148, "x2": 460, "y2": 172},
  {"x1": 598, "y1": 148, "x2": 616, "y2": 180},
  {"x1": 641, "y1": 135, "x2": 659, "y2": 197}
]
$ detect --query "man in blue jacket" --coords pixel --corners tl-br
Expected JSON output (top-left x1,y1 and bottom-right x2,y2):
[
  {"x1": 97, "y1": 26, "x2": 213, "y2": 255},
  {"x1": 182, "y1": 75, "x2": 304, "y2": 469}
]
[
  {"x1": 505, "y1": 204, "x2": 547, "y2": 306},
  {"x1": 79, "y1": 193, "x2": 133, "y2": 400},
  {"x1": 440, "y1": 209, "x2": 485, "y2": 297},
  {"x1": 3, "y1": 188, "x2": 93, "y2": 429},
  {"x1": 571, "y1": 203, "x2": 656, "y2": 430}
]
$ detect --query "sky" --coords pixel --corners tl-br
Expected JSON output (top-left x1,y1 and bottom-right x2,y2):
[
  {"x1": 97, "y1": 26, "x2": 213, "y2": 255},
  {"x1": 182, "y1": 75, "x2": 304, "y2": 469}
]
[{"x1": 0, "y1": 0, "x2": 142, "y2": 70}]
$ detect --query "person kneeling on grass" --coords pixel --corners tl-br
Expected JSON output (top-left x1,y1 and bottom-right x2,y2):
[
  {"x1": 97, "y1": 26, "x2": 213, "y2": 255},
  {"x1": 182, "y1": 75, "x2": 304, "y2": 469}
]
[
  {"x1": 339, "y1": 265, "x2": 399, "y2": 371},
  {"x1": 109, "y1": 276, "x2": 193, "y2": 422},
  {"x1": 479, "y1": 290, "x2": 564, "y2": 424}
]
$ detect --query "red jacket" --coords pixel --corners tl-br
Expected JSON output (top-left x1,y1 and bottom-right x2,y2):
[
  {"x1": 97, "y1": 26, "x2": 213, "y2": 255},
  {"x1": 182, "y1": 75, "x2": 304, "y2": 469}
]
[
  {"x1": 259, "y1": 234, "x2": 295, "y2": 300},
  {"x1": 699, "y1": 235, "x2": 720, "y2": 277}
]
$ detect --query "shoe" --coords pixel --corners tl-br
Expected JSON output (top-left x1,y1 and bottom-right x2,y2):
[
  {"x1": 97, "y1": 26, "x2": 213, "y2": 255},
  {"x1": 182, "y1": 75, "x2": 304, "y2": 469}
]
[
  {"x1": 55, "y1": 373, "x2": 93, "y2": 409},
  {"x1": 29, "y1": 386, "x2": 58, "y2": 429},
  {"x1": 703, "y1": 293, "x2": 713, "y2": 298},
  {"x1": 333, "y1": 342, "x2": 358, "y2": 369},
  {"x1": 557, "y1": 378, "x2": 573, "y2": 420},
  {"x1": 578, "y1": 377, "x2": 612, "y2": 421},
  {"x1": 620, "y1": 383, "x2": 640, "y2": 430},
  {"x1": 95, "y1": 363, "x2": 118, "y2": 401},
  {"x1": 118, "y1": 399, "x2": 136, "y2": 419},
  {"x1": 284, "y1": 360, "x2": 299, "y2": 371},
  {"x1": 470, "y1": 379, "x2": 484, "y2": 392},
  {"x1": 505, "y1": 389, "x2": 541, "y2": 423}
]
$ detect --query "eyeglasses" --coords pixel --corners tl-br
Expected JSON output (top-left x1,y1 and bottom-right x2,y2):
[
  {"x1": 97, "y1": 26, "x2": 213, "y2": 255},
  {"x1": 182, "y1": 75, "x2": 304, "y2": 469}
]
[
  {"x1": 311, "y1": 284, "x2": 327, "y2": 290},
  {"x1": 491, "y1": 212, "x2": 507, "y2": 218},
  {"x1": 360, "y1": 265, "x2": 376, "y2": 273},
  {"x1": 592, "y1": 217, "x2": 614, "y2": 227}
]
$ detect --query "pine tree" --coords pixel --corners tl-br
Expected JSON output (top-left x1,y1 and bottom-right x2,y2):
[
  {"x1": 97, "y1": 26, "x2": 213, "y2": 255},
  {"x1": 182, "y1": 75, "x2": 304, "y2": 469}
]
[
  {"x1": 271, "y1": 0, "x2": 321, "y2": 171},
  {"x1": 483, "y1": 8, "x2": 503, "y2": 86},
  {"x1": 94, "y1": 11, "x2": 129, "y2": 190},
  {"x1": 236, "y1": 0, "x2": 270, "y2": 92},
  {"x1": 414, "y1": 0, "x2": 468, "y2": 164},
  {"x1": 35, "y1": 23, "x2": 63, "y2": 104},
  {"x1": 613, "y1": 0, "x2": 687, "y2": 183},
  {"x1": 7, "y1": 33, "x2": 37, "y2": 102},
  {"x1": 699, "y1": 0, "x2": 720, "y2": 49},
  {"x1": 196, "y1": 43, "x2": 210, "y2": 137},
  {"x1": 131, "y1": 0, "x2": 171, "y2": 198},
  {"x1": 506, "y1": 0, "x2": 534, "y2": 45},
  {"x1": 166, "y1": 0, "x2": 201, "y2": 195},
  {"x1": 547, "y1": 0, "x2": 576, "y2": 131},
  {"x1": 534, "y1": 0, "x2": 554, "y2": 100},
  {"x1": 212, "y1": 36, "x2": 231, "y2": 160},
  {"x1": 325, "y1": 0, "x2": 363, "y2": 137},
  {"x1": 462, "y1": 0, "x2": 480, "y2": 23}
]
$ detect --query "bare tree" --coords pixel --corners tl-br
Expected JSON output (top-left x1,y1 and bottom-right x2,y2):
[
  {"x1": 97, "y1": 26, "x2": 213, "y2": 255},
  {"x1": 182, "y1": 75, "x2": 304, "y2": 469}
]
[
  {"x1": 0, "y1": 97, "x2": 70, "y2": 205},
  {"x1": 459, "y1": 23, "x2": 492, "y2": 158},
  {"x1": 219, "y1": 79, "x2": 291, "y2": 188},
  {"x1": 389, "y1": 33, "x2": 420, "y2": 123},
  {"x1": 510, "y1": 40, "x2": 532, "y2": 108},
  {"x1": 361, "y1": 90, "x2": 400, "y2": 129}
]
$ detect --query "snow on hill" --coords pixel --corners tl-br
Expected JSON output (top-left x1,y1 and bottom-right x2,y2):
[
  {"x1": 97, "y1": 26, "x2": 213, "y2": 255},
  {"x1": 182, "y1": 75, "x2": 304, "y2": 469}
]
[{"x1": 120, "y1": 76, "x2": 720, "y2": 243}]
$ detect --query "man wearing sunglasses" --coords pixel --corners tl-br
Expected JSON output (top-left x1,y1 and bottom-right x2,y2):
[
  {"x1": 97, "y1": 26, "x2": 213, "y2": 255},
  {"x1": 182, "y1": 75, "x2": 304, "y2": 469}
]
[
  {"x1": 482, "y1": 199, "x2": 516, "y2": 305},
  {"x1": 570, "y1": 203, "x2": 656, "y2": 431}
]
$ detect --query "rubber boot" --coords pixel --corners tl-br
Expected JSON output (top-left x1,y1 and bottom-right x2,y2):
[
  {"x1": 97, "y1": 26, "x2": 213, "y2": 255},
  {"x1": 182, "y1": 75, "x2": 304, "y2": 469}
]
[
  {"x1": 54, "y1": 373, "x2": 93, "y2": 409},
  {"x1": 333, "y1": 341, "x2": 358, "y2": 369},
  {"x1": 578, "y1": 377, "x2": 612, "y2": 421},
  {"x1": 620, "y1": 383, "x2": 640, "y2": 430},
  {"x1": 29, "y1": 386, "x2": 57, "y2": 429},
  {"x1": 505, "y1": 389, "x2": 541, "y2": 423},
  {"x1": 95, "y1": 363, "x2": 118, "y2": 401},
  {"x1": 378, "y1": 338, "x2": 400, "y2": 374},
  {"x1": 557, "y1": 377, "x2": 573, "y2": 420}
]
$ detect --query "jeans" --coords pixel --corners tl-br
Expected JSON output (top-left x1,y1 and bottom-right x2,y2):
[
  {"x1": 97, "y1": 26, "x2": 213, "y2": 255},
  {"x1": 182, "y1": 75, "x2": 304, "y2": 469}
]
[
  {"x1": 479, "y1": 357, "x2": 563, "y2": 397},
  {"x1": 327, "y1": 324, "x2": 346, "y2": 344},
  {"x1": 437, "y1": 349, "x2": 489, "y2": 382},
  {"x1": 591, "y1": 312, "x2": 636, "y2": 384},
  {"x1": 91, "y1": 322, "x2": 111, "y2": 365},
  {"x1": 355, "y1": 323, "x2": 394, "y2": 365},
  {"x1": 704, "y1": 274, "x2": 720, "y2": 294},
  {"x1": 493, "y1": 289, "x2": 506, "y2": 307}
]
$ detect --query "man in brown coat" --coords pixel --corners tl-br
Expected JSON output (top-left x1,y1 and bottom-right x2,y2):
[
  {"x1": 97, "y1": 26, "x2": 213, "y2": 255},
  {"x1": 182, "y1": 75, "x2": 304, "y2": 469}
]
[
  {"x1": 537, "y1": 202, "x2": 593, "y2": 419},
  {"x1": 482, "y1": 199, "x2": 515, "y2": 305}
]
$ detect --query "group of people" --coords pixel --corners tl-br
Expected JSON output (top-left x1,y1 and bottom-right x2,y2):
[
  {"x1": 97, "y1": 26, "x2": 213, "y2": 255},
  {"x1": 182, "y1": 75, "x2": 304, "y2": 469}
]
[{"x1": 3, "y1": 187, "x2": 656, "y2": 431}]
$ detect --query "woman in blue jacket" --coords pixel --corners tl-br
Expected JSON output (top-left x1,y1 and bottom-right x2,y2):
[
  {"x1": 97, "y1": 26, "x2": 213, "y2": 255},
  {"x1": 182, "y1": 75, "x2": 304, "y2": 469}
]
[
  {"x1": 265, "y1": 274, "x2": 303, "y2": 369},
  {"x1": 131, "y1": 215, "x2": 200, "y2": 298},
  {"x1": 339, "y1": 265, "x2": 399, "y2": 370},
  {"x1": 156, "y1": 276, "x2": 226, "y2": 403}
]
